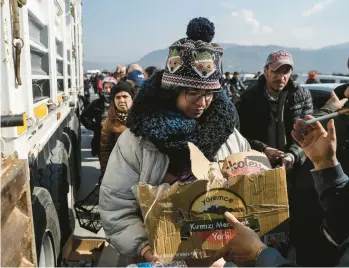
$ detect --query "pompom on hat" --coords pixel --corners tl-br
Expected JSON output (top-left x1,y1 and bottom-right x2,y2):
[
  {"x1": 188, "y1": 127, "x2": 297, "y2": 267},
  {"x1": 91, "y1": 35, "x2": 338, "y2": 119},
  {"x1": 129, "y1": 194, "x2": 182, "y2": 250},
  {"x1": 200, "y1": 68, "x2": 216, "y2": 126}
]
[{"x1": 162, "y1": 17, "x2": 223, "y2": 90}]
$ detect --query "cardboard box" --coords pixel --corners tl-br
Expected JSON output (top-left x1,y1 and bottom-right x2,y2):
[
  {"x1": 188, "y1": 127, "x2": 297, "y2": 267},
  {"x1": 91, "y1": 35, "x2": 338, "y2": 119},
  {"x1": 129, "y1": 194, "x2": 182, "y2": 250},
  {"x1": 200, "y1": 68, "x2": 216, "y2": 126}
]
[{"x1": 133, "y1": 143, "x2": 289, "y2": 264}]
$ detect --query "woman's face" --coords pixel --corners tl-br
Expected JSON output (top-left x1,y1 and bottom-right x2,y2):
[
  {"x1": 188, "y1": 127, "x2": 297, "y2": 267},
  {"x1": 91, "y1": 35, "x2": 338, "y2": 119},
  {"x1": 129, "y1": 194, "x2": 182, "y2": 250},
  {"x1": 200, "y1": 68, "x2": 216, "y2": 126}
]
[
  {"x1": 114, "y1": 91, "x2": 133, "y2": 112},
  {"x1": 103, "y1": 82, "x2": 113, "y2": 93},
  {"x1": 144, "y1": 71, "x2": 149, "y2": 80},
  {"x1": 176, "y1": 88, "x2": 217, "y2": 119}
]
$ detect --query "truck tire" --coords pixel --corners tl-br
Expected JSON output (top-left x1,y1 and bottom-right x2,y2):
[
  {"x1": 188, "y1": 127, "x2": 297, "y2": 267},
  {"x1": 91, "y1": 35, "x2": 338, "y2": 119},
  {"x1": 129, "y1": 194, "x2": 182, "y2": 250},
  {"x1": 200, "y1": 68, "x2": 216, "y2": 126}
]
[
  {"x1": 39, "y1": 139, "x2": 73, "y2": 246},
  {"x1": 32, "y1": 187, "x2": 61, "y2": 267}
]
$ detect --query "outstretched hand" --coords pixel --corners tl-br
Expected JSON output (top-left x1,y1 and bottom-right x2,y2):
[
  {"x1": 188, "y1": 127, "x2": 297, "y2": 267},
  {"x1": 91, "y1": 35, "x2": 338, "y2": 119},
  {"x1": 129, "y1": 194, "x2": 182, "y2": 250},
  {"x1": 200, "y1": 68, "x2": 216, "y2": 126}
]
[
  {"x1": 213, "y1": 212, "x2": 266, "y2": 266},
  {"x1": 323, "y1": 91, "x2": 348, "y2": 111},
  {"x1": 291, "y1": 115, "x2": 338, "y2": 170}
]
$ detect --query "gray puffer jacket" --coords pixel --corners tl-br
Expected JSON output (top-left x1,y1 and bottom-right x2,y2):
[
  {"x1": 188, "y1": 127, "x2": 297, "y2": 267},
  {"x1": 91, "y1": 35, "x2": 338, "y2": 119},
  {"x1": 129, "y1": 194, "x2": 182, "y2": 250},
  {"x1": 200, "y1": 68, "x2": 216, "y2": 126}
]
[{"x1": 99, "y1": 128, "x2": 250, "y2": 257}]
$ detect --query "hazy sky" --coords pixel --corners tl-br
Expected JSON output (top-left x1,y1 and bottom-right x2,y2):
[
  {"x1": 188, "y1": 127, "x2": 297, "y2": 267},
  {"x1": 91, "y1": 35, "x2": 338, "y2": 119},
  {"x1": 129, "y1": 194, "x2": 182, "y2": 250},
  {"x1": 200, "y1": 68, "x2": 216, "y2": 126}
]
[{"x1": 82, "y1": 0, "x2": 349, "y2": 64}]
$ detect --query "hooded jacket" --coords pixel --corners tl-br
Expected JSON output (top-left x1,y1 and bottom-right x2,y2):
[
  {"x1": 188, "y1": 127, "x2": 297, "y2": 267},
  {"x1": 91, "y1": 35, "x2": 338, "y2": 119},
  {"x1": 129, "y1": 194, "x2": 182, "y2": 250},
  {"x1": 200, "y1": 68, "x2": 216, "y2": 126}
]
[{"x1": 80, "y1": 97, "x2": 108, "y2": 156}]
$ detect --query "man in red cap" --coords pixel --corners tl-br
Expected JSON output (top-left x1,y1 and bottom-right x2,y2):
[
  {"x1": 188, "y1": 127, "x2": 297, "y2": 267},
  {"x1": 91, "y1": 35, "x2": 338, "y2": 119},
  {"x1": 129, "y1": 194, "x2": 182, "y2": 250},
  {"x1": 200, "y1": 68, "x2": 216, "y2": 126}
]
[
  {"x1": 237, "y1": 50, "x2": 348, "y2": 266},
  {"x1": 237, "y1": 49, "x2": 313, "y2": 170},
  {"x1": 237, "y1": 50, "x2": 314, "y2": 264}
]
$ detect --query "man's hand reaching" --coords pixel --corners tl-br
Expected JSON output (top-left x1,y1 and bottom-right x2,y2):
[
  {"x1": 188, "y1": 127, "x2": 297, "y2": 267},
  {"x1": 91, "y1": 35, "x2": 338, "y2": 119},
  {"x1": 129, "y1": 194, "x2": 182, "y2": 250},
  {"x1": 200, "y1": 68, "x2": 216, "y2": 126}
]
[
  {"x1": 322, "y1": 91, "x2": 348, "y2": 112},
  {"x1": 291, "y1": 115, "x2": 338, "y2": 170},
  {"x1": 263, "y1": 147, "x2": 284, "y2": 162},
  {"x1": 213, "y1": 212, "x2": 266, "y2": 266}
]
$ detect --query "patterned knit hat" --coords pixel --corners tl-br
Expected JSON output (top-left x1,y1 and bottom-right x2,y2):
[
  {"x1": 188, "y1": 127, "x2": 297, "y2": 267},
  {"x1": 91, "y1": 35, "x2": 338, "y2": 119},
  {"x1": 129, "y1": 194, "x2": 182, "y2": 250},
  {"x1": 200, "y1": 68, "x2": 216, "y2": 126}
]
[{"x1": 161, "y1": 17, "x2": 223, "y2": 90}]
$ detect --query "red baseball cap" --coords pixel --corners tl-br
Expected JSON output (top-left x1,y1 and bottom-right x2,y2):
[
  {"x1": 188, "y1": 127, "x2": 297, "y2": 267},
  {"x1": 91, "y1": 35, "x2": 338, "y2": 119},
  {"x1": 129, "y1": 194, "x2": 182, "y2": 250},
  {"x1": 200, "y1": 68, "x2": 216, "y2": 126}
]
[{"x1": 265, "y1": 50, "x2": 294, "y2": 71}]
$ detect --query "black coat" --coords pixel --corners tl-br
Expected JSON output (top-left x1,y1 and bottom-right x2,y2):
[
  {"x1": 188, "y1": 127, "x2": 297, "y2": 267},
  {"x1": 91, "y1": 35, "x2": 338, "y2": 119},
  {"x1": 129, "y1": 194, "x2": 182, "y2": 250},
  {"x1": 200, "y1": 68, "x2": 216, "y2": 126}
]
[
  {"x1": 305, "y1": 78, "x2": 320, "y2": 84},
  {"x1": 80, "y1": 97, "x2": 106, "y2": 156},
  {"x1": 334, "y1": 82, "x2": 349, "y2": 99},
  {"x1": 236, "y1": 75, "x2": 313, "y2": 163},
  {"x1": 230, "y1": 77, "x2": 246, "y2": 93}
]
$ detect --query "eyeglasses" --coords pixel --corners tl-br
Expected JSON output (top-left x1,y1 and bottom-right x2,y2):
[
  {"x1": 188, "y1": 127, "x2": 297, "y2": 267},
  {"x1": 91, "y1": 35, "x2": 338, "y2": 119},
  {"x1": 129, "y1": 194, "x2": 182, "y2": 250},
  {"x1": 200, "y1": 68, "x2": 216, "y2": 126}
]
[{"x1": 185, "y1": 89, "x2": 220, "y2": 103}]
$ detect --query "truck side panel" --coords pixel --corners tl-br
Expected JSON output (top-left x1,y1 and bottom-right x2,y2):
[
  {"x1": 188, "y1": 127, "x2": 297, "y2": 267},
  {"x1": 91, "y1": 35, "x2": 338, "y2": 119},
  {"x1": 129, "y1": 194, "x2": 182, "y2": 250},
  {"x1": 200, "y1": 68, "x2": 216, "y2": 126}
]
[{"x1": 1, "y1": 0, "x2": 83, "y2": 265}]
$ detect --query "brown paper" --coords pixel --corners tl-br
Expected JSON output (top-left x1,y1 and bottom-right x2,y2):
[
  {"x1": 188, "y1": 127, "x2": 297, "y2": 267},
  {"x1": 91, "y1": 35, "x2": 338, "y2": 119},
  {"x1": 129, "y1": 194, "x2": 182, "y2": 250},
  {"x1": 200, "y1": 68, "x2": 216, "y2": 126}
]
[{"x1": 134, "y1": 143, "x2": 289, "y2": 263}]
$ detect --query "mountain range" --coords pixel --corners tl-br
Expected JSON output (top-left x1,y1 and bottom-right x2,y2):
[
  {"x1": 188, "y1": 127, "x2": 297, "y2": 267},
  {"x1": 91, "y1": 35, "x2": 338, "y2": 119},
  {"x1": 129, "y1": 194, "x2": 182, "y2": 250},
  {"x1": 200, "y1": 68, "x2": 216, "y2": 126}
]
[{"x1": 84, "y1": 42, "x2": 349, "y2": 74}]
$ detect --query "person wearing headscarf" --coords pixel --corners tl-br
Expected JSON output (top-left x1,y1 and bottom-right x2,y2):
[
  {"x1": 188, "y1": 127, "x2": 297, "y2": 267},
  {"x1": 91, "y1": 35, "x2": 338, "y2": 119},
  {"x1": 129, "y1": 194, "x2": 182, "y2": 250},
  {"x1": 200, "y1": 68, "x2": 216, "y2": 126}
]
[
  {"x1": 144, "y1": 66, "x2": 157, "y2": 79},
  {"x1": 80, "y1": 76, "x2": 117, "y2": 157},
  {"x1": 99, "y1": 82, "x2": 134, "y2": 179}
]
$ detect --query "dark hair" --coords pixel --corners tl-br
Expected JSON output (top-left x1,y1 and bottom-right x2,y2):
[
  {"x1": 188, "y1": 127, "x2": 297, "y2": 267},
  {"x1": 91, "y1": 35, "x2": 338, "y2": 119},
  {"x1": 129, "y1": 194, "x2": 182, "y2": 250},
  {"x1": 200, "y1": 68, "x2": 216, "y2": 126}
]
[
  {"x1": 233, "y1": 72, "x2": 239, "y2": 76},
  {"x1": 144, "y1": 66, "x2": 157, "y2": 78},
  {"x1": 225, "y1": 72, "x2": 230, "y2": 76}
]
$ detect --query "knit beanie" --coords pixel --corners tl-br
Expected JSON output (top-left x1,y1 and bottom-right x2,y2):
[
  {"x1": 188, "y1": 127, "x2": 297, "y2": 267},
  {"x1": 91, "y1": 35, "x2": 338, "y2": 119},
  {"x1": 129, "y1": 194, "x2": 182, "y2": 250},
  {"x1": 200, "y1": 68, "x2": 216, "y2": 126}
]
[
  {"x1": 111, "y1": 81, "x2": 134, "y2": 102},
  {"x1": 161, "y1": 17, "x2": 223, "y2": 90}
]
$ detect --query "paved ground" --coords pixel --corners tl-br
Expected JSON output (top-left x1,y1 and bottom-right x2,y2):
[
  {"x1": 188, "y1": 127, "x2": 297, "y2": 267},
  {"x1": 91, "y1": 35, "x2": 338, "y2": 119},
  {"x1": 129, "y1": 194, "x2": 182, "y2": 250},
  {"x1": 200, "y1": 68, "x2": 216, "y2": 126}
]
[
  {"x1": 72, "y1": 90, "x2": 122, "y2": 266},
  {"x1": 74, "y1": 91, "x2": 105, "y2": 239},
  {"x1": 73, "y1": 126, "x2": 106, "y2": 239}
]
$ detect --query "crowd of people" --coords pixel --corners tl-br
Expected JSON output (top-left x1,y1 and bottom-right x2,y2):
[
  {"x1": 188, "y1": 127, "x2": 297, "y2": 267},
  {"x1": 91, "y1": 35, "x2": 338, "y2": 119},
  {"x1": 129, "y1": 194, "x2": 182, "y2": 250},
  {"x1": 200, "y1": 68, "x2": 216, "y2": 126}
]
[
  {"x1": 78, "y1": 17, "x2": 349, "y2": 267},
  {"x1": 80, "y1": 64, "x2": 157, "y2": 181}
]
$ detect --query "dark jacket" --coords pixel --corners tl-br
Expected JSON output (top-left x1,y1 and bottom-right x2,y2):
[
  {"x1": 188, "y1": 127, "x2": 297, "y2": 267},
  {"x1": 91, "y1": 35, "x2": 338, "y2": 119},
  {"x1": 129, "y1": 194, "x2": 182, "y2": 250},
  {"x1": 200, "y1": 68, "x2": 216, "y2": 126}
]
[
  {"x1": 236, "y1": 75, "x2": 313, "y2": 164},
  {"x1": 221, "y1": 78, "x2": 232, "y2": 96},
  {"x1": 313, "y1": 165, "x2": 349, "y2": 247},
  {"x1": 83, "y1": 79, "x2": 91, "y2": 105},
  {"x1": 90, "y1": 76, "x2": 98, "y2": 93},
  {"x1": 99, "y1": 107, "x2": 127, "y2": 176},
  {"x1": 305, "y1": 78, "x2": 320, "y2": 84},
  {"x1": 255, "y1": 165, "x2": 349, "y2": 267},
  {"x1": 84, "y1": 79, "x2": 90, "y2": 92},
  {"x1": 221, "y1": 78, "x2": 231, "y2": 87},
  {"x1": 80, "y1": 97, "x2": 107, "y2": 156},
  {"x1": 308, "y1": 84, "x2": 349, "y2": 176},
  {"x1": 230, "y1": 77, "x2": 246, "y2": 94},
  {"x1": 283, "y1": 98, "x2": 344, "y2": 266}
]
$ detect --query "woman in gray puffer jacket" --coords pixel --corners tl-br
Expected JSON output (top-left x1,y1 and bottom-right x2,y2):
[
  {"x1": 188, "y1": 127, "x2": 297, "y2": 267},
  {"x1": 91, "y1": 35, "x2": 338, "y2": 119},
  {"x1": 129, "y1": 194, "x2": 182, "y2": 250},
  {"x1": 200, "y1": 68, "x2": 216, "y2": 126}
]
[{"x1": 99, "y1": 17, "x2": 250, "y2": 265}]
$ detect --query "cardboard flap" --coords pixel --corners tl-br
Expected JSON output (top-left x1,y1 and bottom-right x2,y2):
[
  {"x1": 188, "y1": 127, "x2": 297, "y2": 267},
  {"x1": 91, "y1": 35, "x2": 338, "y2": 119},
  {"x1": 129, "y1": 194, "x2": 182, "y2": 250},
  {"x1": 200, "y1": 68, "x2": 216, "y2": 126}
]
[
  {"x1": 188, "y1": 142, "x2": 211, "y2": 180},
  {"x1": 222, "y1": 150, "x2": 272, "y2": 177},
  {"x1": 135, "y1": 145, "x2": 290, "y2": 264}
]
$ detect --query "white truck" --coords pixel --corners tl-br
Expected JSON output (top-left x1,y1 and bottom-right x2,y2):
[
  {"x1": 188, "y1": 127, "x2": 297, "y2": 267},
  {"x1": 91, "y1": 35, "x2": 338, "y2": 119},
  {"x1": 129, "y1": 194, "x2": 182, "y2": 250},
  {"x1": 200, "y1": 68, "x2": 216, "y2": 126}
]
[{"x1": 1, "y1": 0, "x2": 83, "y2": 266}]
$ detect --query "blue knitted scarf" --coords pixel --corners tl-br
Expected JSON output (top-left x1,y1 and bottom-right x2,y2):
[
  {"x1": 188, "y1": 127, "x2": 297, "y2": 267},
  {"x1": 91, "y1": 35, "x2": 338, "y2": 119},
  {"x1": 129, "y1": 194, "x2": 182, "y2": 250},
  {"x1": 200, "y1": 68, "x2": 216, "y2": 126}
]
[{"x1": 126, "y1": 71, "x2": 238, "y2": 176}]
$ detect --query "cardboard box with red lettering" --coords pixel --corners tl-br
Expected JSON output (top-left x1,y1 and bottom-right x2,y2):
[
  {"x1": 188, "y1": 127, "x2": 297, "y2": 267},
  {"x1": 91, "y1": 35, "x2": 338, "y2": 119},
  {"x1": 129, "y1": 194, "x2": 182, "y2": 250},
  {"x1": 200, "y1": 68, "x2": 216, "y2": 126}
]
[{"x1": 133, "y1": 143, "x2": 289, "y2": 264}]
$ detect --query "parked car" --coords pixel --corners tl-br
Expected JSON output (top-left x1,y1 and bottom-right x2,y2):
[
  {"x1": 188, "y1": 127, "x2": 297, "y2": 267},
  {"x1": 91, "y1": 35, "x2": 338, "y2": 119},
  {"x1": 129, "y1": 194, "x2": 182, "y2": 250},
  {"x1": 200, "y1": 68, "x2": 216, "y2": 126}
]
[{"x1": 301, "y1": 83, "x2": 349, "y2": 175}]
